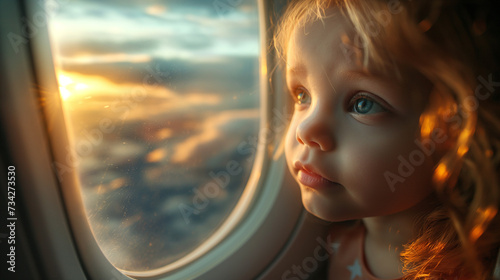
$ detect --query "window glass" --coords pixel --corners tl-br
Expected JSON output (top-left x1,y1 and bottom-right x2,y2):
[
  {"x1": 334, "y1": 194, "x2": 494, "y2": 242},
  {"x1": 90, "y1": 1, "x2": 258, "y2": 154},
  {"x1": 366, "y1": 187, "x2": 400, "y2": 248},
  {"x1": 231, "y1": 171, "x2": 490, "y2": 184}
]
[{"x1": 47, "y1": 0, "x2": 260, "y2": 271}]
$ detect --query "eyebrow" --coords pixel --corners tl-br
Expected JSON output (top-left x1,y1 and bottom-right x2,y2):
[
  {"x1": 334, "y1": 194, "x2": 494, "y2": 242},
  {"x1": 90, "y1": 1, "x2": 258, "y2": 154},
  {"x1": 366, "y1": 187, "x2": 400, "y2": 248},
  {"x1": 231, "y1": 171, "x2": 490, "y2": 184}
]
[
  {"x1": 286, "y1": 64, "x2": 307, "y2": 78},
  {"x1": 344, "y1": 69, "x2": 395, "y2": 85}
]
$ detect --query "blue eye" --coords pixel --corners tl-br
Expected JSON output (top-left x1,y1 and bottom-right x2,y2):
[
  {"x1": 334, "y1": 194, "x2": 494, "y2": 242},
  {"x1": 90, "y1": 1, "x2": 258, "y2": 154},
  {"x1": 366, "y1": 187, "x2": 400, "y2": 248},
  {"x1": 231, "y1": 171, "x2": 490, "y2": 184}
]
[
  {"x1": 352, "y1": 97, "x2": 385, "y2": 114},
  {"x1": 354, "y1": 98, "x2": 373, "y2": 113}
]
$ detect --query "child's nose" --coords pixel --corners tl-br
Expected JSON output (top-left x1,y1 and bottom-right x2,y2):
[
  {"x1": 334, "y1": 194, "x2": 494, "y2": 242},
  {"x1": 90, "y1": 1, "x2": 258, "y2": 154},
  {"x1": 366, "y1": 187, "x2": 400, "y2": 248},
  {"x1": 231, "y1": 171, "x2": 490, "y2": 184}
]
[{"x1": 296, "y1": 110, "x2": 335, "y2": 152}]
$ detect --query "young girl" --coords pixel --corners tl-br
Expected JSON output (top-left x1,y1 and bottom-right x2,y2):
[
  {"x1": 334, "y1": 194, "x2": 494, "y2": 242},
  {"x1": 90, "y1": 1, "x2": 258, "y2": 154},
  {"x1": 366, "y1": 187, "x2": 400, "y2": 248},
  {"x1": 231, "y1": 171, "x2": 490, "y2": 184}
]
[{"x1": 274, "y1": 0, "x2": 500, "y2": 279}]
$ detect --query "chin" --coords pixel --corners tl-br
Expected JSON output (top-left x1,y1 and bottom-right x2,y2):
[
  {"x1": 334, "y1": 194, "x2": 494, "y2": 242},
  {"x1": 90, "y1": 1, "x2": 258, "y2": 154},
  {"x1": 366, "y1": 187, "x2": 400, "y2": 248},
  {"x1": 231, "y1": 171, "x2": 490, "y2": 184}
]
[{"x1": 300, "y1": 188, "x2": 355, "y2": 223}]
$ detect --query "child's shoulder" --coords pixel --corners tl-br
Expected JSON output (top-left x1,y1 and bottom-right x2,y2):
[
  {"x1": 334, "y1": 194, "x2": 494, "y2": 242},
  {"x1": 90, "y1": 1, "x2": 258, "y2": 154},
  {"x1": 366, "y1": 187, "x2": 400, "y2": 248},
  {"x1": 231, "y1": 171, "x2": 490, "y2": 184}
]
[{"x1": 326, "y1": 220, "x2": 371, "y2": 280}]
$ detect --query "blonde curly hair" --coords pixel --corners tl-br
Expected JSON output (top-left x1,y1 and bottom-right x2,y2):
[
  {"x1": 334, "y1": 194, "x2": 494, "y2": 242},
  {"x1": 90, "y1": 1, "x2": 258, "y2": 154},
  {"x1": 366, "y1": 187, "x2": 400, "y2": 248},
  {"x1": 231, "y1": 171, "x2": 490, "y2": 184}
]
[{"x1": 274, "y1": 0, "x2": 500, "y2": 279}]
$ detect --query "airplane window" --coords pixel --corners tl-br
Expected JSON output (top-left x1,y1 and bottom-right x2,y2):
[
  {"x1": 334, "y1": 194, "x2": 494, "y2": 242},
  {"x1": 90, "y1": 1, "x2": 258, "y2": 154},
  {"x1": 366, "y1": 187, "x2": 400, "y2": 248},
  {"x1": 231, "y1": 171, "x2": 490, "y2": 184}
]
[{"x1": 47, "y1": 0, "x2": 260, "y2": 273}]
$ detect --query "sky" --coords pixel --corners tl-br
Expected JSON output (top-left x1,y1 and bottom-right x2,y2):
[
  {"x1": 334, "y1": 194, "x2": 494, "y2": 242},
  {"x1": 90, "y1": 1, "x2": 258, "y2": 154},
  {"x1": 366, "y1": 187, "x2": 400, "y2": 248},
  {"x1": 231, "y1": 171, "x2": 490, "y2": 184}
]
[
  {"x1": 49, "y1": 0, "x2": 259, "y2": 62},
  {"x1": 48, "y1": 0, "x2": 261, "y2": 123},
  {"x1": 47, "y1": 0, "x2": 262, "y2": 272}
]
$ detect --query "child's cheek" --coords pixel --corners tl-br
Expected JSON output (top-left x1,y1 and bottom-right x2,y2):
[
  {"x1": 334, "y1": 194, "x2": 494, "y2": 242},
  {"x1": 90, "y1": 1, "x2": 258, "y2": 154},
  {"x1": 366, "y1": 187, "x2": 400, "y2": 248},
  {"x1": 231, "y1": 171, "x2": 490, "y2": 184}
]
[{"x1": 339, "y1": 125, "x2": 435, "y2": 211}]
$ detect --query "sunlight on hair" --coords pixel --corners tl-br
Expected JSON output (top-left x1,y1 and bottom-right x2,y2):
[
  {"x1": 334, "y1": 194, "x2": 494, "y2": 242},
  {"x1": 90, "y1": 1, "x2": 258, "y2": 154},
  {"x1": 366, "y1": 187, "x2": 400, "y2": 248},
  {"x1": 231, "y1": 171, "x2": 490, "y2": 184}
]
[
  {"x1": 455, "y1": 127, "x2": 475, "y2": 159},
  {"x1": 418, "y1": 19, "x2": 432, "y2": 32},
  {"x1": 433, "y1": 162, "x2": 450, "y2": 185},
  {"x1": 470, "y1": 207, "x2": 498, "y2": 243},
  {"x1": 457, "y1": 145, "x2": 469, "y2": 158},
  {"x1": 431, "y1": 241, "x2": 446, "y2": 252},
  {"x1": 419, "y1": 113, "x2": 435, "y2": 139}
]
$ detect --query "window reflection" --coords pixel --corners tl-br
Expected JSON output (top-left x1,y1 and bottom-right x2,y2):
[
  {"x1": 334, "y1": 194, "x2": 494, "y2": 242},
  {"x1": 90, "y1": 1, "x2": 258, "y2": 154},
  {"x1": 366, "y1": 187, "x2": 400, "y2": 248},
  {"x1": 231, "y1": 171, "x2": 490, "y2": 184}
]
[{"x1": 48, "y1": 0, "x2": 260, "y2": 271}]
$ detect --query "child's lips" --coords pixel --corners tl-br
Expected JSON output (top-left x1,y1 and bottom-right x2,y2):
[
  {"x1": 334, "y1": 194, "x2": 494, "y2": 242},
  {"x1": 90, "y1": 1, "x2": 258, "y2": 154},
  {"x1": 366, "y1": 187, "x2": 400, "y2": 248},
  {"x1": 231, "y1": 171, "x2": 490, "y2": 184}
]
[
  {"x1": 297, "y1": 169, "x2": 341, "y2": 189},
  {"x1": 294, "y1": 161, "x2": 342, "y2": 189}
]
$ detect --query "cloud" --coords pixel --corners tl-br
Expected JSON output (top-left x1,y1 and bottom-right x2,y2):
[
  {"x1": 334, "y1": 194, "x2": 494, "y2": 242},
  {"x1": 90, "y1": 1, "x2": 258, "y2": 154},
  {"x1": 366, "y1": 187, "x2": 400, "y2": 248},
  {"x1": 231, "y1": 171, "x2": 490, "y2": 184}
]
[
  {"x1": 53, "y1": 12, "x2": 255, "y2": 58},
  {"x1": 59, "y1": 39, "x2": 161, "y2": 57},
  {"x1": 60, "y1": 56, "x2": 258, "y2": 95},
  {"x1": 69, "y1": 0, "x2": 257, "y2": 16},
  {"x1": 50, "y1": 0, "x2": 259, "y2": 67},
  {"x1": 171, "y1": 109, "x2": 259, "y2": 164},
  {"x1": 168, "y1": 34, "x2": 213, "y2": 50}
]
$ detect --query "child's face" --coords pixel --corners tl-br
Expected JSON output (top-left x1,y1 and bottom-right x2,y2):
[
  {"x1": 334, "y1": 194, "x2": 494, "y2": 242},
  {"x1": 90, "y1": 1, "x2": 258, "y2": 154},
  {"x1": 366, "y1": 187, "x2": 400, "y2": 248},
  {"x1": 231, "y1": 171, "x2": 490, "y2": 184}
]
[{"x1": 285, "y1": 8, "x2": 437, "y2": 222}]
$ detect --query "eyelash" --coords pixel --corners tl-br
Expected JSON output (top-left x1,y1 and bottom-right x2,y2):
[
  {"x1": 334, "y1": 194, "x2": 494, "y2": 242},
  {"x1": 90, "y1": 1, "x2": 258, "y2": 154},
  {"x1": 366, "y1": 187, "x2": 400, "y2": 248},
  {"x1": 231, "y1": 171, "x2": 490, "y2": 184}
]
[
  {"x1": 289, "y1": 88, "x2": 390, "y2": 115},
  {"x1": 347, "y1": 92, "x2": 387, "y2": 114}
]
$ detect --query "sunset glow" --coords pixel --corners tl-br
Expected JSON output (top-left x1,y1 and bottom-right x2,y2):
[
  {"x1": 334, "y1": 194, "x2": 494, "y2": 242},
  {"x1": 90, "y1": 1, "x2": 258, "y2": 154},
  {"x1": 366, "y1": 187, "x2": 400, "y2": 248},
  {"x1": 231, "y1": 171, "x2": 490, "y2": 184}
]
[
  {"x1": 58, "y1": 74, "x2": 91, "y2": 100},
  {"x1": 58, "y1": 74, "x2": 73, "y2": 100}
]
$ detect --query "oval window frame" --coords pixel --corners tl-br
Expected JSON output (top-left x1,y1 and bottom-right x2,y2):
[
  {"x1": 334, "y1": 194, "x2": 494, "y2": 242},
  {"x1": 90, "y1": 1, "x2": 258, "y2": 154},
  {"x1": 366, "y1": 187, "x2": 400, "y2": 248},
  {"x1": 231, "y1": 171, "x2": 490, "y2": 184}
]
[{"x1": 27, "y1": 0, "x2": 307, "y2": 278}]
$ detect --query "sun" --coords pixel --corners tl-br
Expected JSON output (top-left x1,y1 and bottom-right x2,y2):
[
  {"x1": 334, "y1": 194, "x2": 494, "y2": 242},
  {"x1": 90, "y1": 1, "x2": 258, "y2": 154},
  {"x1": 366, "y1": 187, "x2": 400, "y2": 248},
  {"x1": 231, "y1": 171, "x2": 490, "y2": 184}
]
[
  {"x1": 57, "y1": 74, "x2": 89, "y2": 101},
  {"x1": 58, "y1": 74, "x2": 73, "y2": 100}
]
